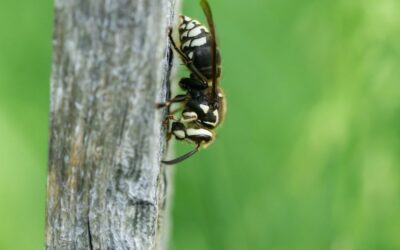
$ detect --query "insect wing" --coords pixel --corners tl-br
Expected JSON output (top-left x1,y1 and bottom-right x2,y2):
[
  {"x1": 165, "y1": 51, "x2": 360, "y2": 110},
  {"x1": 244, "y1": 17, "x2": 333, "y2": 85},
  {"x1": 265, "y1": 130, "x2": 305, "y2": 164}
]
[{"x1": 200, "y1": 0, "x2": 218, "y2": 98}]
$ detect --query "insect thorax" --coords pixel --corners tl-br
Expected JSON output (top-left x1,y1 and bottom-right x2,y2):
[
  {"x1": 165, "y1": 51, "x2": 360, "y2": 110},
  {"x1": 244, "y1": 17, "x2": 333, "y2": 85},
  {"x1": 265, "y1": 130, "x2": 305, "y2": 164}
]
[{"x1": 182, "y1": 88, "x2": 224, "y2": 129}]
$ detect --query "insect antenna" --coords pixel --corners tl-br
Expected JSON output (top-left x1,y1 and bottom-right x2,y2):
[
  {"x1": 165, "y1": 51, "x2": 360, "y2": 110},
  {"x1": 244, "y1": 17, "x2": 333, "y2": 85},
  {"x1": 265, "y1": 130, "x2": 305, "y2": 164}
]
[
  {"x1": 200, "y1": 0, "x2": 218, "y2": 101},
  {"x1": 162, "y1": 144, "x2": 201, "y2": 165}
]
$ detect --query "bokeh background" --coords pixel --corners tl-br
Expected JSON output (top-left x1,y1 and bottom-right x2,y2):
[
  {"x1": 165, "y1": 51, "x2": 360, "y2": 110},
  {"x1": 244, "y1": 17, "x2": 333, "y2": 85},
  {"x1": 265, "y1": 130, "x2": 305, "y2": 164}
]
[{"x1": 1, "y1": 0, "x2": 399, "y2": 249}]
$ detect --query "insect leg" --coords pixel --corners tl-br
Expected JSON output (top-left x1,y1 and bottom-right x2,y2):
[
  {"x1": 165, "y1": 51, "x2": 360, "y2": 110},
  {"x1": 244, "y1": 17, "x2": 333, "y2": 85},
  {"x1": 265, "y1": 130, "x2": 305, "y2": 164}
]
[
  {"x1": 163, "y1": 114, "x2": 177, "y2": 124},
  {"x1": 156, "y1": 94, "x2": 187, "y2": 108},
  {"x1": 162, "y1": 143, "x2": 201, "y2": 165},
  {"x1": 166, "y1": 131, "x2": 173, "y2": 141},
  {"x1": 168, "y1": 28, "x2": 208, "y2": 85},
  {"x1": 180, "y1": 110, "x2": 198, "y2": 123}
]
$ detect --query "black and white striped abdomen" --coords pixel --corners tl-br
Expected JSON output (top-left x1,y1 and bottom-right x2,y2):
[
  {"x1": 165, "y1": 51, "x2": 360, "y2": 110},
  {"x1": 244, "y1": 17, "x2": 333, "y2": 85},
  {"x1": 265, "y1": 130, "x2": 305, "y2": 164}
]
[
  {"x1": 179, "y1": 16, "x2": 210, "y2": 56},
  {"x1": 179, "y1": 15, "x2": 221, "y2": 79}
]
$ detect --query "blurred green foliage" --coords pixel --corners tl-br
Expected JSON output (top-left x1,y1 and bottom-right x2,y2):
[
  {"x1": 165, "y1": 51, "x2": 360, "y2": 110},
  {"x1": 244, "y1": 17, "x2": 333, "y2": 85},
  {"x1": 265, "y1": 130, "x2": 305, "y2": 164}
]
[
  {"x1": 0, "y1": 0, "x2": 51, "y2": 249},
  {"x1": 1, "y1": 0, "x2": 399, "y2": 249}
]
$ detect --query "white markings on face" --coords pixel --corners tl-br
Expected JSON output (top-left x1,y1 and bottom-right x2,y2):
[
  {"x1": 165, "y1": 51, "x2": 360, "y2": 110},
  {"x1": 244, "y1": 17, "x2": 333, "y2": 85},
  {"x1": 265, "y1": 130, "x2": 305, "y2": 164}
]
[
  {"x1": 213, "y1": 110, "x2": 219, "y2": 124},
  {"x1": 204, "y1": 109, "x2": 219, "y2": 127},
  {"x1": 186, "y1": 128, "x2": 213, "y2": 137},
  {"x1": 190, "y1": 37, "x2": 207, "y2": 47},
  {"x1": 199, "y1": 104, "x2": 210, "y2": 113},
  {"x1": 204, "y1": 121, "x2": 215, "y2": 126},
  {"x1": 183, "y1": 16, "x2": 191, "y2": 22},
  {"x1": 218, "y1": 92, "x2": 223, "y2": 98},
  {"x1": 188, "y1": 51, "x2": 194, "y2": 59},
  {"x1": 188, "y1": 26, "x2": 203, "y2": 37},
  {"x1": 173, "y1": 130, "x2": 186, "y2": 139}
]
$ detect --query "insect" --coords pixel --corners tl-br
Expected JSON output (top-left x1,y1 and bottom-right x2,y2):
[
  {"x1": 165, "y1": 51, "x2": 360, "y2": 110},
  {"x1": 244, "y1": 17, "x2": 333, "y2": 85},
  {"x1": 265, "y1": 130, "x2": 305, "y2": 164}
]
[{"x1": 158, "y1": 0, "x2": 226, "y2": 164}]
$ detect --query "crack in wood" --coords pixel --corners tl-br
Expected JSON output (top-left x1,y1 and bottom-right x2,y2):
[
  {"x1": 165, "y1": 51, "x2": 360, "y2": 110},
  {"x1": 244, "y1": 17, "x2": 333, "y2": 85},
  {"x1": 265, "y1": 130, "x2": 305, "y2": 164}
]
[{"x1": 87, "y1": 219, "x2": 94, "y2": 250}]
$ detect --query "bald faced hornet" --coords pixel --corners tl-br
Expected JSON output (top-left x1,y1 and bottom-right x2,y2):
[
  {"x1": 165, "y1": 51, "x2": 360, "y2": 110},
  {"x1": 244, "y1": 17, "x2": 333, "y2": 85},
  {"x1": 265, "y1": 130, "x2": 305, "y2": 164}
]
[{"x1": 158, "y1": 0, "x2": 226, "y2": 164}]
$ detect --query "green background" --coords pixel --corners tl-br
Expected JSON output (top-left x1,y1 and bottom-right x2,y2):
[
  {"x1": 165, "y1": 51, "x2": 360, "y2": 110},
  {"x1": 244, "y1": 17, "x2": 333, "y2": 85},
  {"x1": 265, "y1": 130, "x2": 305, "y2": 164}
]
[{"x1": 1, "y1": 0, "x2": 399, "y2": 249}]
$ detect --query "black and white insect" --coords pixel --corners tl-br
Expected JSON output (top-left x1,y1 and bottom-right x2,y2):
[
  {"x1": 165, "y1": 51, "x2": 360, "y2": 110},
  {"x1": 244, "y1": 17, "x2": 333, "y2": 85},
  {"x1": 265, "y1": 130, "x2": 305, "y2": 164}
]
[{"x1": 158, "y1": 0, "x2": 226, "y2": 164}]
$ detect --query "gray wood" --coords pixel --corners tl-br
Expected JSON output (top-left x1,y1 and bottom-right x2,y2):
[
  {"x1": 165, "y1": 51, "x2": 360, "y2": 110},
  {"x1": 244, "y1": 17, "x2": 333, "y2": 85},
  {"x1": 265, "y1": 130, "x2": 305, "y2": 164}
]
[{"x1": 45, "y1": 0, "x2": 179, "y2": 249}]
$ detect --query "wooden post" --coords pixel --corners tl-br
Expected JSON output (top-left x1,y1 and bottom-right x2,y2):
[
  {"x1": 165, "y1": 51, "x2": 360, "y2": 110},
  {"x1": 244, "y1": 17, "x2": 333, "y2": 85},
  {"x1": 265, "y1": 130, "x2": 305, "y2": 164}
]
[{"x1": 45, "y1": 0, "x2": 178, "y2": 249}]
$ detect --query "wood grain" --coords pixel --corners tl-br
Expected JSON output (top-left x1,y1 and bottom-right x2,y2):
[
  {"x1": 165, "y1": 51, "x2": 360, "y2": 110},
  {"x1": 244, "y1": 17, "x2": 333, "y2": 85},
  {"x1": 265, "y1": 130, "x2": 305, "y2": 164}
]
[{"x1": 45, "y1": 0, "x2": 179, "y2": 249}]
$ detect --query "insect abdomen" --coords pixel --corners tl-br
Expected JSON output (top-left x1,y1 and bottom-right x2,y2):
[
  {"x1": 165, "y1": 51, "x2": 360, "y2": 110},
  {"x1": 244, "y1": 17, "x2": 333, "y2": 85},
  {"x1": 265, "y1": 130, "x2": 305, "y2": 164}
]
[{"x1": 179, "y1": 15, "x2": 221, "y2": 79}]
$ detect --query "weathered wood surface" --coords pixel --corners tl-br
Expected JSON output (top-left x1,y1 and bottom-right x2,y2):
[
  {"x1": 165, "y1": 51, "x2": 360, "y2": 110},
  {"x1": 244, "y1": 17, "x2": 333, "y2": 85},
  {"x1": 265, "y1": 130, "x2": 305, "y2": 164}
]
[{"x1": 45, "y1": 0, "x2": 179, "y2": 249}]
